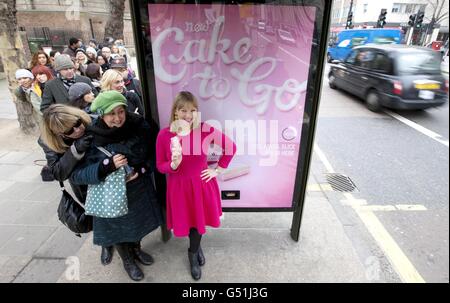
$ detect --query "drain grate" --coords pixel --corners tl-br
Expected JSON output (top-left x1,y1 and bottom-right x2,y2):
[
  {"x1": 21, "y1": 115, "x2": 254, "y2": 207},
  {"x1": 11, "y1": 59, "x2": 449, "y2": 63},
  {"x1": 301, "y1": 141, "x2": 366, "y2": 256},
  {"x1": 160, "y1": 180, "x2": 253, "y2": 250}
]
[{"x1": 326, "y1": 173, "x2": 358, "y2": 192}]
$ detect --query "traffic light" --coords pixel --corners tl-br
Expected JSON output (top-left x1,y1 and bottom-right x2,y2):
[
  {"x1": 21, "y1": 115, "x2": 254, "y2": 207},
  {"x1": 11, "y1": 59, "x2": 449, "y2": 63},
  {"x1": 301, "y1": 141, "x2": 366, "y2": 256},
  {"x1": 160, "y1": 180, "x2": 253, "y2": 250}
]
[
  {"x1": 377, "y1": 9, "x2": 387, "y2": 28},
  {"x1": 346, "y1": 11, "x2": 354, "y2": 29},
  {"x1": 415, "y1": 11, "x2": 424, "y2": 28},
  {"x1": 408, "y1": 14, "x2": 416, "y2": 27}
]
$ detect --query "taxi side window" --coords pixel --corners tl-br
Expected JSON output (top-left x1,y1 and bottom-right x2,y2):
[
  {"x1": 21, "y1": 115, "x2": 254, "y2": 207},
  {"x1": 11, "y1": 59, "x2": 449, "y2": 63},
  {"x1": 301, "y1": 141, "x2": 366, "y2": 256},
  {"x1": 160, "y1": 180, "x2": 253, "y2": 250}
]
[
  {"x1": 346, "y1": 50, "x2": 359, "y2": 64},
  {"x1": 371, "y1": 53, "x2": 392, "y2": 74},
  {"x1": 355, "y1": 50, "x2": 375, "y2": 69}
]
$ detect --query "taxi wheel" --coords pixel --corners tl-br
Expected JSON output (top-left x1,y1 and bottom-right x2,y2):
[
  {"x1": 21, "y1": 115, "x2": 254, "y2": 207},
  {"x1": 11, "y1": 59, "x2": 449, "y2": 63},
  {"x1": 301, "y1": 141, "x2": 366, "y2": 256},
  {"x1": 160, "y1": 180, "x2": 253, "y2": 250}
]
[
  {"x1": 328, "y1": 73, "x2": 337, "y2": 89},
  {"x1": 366, "y1": 90, "x2": 382, "y2": 112}
]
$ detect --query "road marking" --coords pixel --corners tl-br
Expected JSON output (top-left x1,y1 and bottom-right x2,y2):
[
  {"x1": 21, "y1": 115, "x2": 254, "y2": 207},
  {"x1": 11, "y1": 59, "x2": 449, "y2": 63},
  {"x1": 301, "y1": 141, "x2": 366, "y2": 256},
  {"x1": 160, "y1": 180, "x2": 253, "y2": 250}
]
[
  {"x1": 314, "y1": 144, "x2": 426, "y2": 283},
  {"x1": 355, "y1": 204, "x2": 428, "y2": 212},
  {"x1": 395, "y1": 204, "x2": 427, "y2": 211},
  {"x1": 344, "y1": 193, "x2": 425, "y2": 283},
  {"x1": 307, "y1": 183, "x2": 333, "y2": 191},
  {"x1": 384, "y1": 109, "x2": 449, "y2": 148},
  {"x1": 314, "y1": 144, "x2": 335, "y2": 173}
]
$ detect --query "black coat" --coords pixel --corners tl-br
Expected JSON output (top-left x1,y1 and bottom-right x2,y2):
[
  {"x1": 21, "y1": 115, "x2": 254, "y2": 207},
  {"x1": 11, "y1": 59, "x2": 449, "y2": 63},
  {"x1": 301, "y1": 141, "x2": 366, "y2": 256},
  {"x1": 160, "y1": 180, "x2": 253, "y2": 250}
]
[
  {"x1": 40, "y1": 75, "x2": 96, "y2": 112},
  {"x1": 125, "y1": 78, "x2": 143, "y2": 102},
  {"x1": 124, "y1": 90, "x2": 144, "y2": 116},
  {"x1": 39, "y1": 138, "x2": 87, "y2": 203},
  {"x1": 70, "y1": 113, "x2": 162, "y2": 246}
]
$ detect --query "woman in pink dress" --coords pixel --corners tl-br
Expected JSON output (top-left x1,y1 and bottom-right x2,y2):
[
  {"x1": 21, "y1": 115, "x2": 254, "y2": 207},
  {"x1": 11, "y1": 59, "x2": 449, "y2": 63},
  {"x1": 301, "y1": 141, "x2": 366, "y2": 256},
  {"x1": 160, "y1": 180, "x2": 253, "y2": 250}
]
[{"x1": 156, "y1": 91, "x2": 236, "y2": 280}]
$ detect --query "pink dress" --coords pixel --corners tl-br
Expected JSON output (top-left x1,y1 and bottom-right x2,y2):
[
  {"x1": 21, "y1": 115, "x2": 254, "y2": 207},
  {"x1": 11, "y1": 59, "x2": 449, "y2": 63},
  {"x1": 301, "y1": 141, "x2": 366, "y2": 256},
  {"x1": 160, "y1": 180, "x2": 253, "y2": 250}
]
[{"x1": 156, "y1": 123, "x2": 236, "y2": 237}]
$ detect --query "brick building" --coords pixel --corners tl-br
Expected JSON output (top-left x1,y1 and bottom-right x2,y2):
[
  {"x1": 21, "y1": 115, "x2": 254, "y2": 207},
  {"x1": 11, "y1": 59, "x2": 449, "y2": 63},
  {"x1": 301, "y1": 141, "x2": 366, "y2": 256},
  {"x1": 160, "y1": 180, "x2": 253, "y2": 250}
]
[{"x1": 16, "y1": 0, "x2": 135, "y2": 53}]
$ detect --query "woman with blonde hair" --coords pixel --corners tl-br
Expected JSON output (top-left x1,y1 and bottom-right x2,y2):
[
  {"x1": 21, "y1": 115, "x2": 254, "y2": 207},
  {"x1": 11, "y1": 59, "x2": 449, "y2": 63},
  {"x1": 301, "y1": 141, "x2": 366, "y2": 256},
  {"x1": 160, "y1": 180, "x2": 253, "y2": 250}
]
[
  {"x1": 100, "y1": 69, "x2": 143, "y2": 115},
  {"x1": 156, "y1": 91, "x2": 236, "y2": 280},
  {"x1": 40, "y1": 104, "x2": 92, "y2": 204},
  {"x1": 40, "y1": 104, "x2": 116, "y2": 265}
]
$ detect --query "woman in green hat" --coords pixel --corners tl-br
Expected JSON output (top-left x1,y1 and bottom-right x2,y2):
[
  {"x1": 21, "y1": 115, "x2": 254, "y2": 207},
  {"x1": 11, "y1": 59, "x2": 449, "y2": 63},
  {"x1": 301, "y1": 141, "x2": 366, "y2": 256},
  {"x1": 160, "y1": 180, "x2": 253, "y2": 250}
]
[{"x1": 70, "y1": 90, "x2": 163, "y2": 281}]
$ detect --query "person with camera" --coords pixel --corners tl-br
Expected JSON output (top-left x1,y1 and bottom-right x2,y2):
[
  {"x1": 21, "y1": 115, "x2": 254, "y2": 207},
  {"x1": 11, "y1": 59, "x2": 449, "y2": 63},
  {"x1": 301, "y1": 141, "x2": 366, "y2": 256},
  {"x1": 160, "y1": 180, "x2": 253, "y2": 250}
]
[{"x1": 69, "y1": 91, "x2": 163, "y2": 281}]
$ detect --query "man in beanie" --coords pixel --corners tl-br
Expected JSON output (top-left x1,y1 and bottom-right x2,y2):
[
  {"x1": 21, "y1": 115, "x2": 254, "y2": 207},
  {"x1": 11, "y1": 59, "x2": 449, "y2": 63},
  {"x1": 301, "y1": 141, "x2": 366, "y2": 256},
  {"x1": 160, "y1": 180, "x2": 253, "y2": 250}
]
[
  {"x1": 41, "y1": 54, "x2": 96, "y2": 112},
  {"x1": 68, "y1": 82, "x2": 95, "y2": 112},
  {"x1": 110, "y1": 57, "x2": 143, "y2": 102}
]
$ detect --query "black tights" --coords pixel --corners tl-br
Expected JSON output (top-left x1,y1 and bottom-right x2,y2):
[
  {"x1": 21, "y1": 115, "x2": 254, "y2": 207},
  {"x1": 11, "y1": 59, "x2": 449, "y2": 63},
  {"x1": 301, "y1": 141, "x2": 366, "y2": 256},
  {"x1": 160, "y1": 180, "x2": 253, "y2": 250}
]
[{"x1": 189, "y1": 228, "x2": 202, "y2": 253}]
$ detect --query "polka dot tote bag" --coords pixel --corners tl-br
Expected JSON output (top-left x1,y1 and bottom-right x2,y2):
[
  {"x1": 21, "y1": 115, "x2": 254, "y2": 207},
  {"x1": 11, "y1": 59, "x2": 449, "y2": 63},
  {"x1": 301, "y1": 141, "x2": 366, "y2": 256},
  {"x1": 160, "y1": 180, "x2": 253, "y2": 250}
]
[{"x1": 85, "y1": 161, "x2": 128, "y2": 218}]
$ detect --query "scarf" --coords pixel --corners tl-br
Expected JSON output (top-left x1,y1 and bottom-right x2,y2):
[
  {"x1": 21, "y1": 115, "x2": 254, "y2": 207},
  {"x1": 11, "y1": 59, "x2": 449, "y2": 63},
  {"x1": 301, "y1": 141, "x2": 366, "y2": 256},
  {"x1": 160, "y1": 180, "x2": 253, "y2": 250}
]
[
  {"x1": 38, "y1": 82, "x2": 45, "y2": 93},
  {"x1": 22, "y1": 86, "x2": 32, "y2": 94},
  {"x1": 58, "y1": 74, "x2": 76, "y2": 90},
  {"x1": 86, "y1": 112, "x2": 143, "y2": 147}
]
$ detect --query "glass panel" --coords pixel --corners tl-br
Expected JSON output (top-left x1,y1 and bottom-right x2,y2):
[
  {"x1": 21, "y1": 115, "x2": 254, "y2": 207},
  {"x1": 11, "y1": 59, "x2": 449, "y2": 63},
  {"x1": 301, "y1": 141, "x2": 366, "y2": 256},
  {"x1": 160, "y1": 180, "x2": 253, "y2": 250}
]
[
  {"x1": 396, "y1": 51, "x2": 442, "y2": 75},
  {"x1": 136, "y1": 0, "x2": 327, "y2": 209}
]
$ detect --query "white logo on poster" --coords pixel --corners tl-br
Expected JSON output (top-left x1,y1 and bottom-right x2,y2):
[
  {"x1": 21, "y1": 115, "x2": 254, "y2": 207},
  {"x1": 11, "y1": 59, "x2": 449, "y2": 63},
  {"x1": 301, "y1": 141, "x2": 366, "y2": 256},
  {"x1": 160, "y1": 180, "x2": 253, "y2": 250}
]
[{"x1": 152, "y1": 15, "x2": 307, "y2": 115}]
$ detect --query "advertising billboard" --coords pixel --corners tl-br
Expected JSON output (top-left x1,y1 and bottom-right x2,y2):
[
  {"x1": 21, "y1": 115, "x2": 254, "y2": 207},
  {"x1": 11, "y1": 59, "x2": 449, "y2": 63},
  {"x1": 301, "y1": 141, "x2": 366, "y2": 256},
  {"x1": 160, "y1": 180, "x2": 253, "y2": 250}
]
[{"x1": 147, "y1": 3, "x2": 317, "y2": 209}]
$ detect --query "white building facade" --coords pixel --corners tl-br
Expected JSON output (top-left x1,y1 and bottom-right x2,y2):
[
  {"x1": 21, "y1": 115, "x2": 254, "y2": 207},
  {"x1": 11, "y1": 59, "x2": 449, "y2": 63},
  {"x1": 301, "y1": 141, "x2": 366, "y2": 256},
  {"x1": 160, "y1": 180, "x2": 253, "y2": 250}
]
[{"x1": 331, "y1": 0, "x2": 449, "y2": 44}]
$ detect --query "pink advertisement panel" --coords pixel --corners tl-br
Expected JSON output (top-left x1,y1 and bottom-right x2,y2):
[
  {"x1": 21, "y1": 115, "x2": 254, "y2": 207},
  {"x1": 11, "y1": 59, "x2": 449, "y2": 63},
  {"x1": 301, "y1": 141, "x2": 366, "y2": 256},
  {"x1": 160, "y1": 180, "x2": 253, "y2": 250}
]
[{"x1": 148, "y1": 4, "x2": 316, "y2": 208}]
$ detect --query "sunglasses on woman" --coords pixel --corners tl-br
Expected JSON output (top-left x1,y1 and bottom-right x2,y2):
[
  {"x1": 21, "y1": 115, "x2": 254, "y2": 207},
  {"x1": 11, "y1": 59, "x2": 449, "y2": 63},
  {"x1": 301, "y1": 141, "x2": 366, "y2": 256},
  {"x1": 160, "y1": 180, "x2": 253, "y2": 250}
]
[{"x1": 63, "y1": 118, "x2": 83, "y2": 136}]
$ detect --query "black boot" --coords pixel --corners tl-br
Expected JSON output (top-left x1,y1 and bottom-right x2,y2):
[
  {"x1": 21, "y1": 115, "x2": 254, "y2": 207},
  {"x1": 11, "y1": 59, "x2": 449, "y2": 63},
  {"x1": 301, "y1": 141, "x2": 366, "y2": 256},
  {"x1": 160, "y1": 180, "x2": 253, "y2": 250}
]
[
  {"x1": 188, "y1": 249, "x2": 201, "y2": 280},
  {"x1": 100, "y1": 246, "x2": 114, "y2": 265},
  {"x1": 115, "y1": 243, "x2": 144, "y2": 281},
  {"x1": 197, "y1": 246, "x2": 205, "y2": 266},
  {"x1": 130, "y1": 242, "x2": 154, "y2": 266}
]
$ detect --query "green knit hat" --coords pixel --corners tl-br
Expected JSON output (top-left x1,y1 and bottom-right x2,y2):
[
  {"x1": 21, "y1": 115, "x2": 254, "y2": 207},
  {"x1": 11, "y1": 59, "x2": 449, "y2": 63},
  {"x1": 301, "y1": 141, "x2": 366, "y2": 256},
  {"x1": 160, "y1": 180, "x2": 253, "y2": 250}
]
[{"x1": 90, "y1": 91, "x2": 127, "y2": 115}]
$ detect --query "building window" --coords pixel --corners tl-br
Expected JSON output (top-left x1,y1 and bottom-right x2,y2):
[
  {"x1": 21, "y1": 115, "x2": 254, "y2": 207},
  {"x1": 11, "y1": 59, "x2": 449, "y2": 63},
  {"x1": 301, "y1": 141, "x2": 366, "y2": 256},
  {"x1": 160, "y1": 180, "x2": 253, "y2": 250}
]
[
  {"x1": 392, "y1": 3, "x2": 401, "y2": 13},
  {"x1": 405, "y1": 4, "x2": 416, "y2": 14},
  {"x1": 363, "y1": 4, "x2": 368, "y2": 13}
]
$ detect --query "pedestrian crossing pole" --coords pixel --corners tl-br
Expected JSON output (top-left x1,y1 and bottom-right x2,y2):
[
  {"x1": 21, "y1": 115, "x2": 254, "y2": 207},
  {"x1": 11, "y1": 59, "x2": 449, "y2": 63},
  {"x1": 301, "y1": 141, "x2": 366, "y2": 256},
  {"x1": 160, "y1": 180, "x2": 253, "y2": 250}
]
[{"x1": 406, "y1": 13, "x2": 417, "y2": 45}]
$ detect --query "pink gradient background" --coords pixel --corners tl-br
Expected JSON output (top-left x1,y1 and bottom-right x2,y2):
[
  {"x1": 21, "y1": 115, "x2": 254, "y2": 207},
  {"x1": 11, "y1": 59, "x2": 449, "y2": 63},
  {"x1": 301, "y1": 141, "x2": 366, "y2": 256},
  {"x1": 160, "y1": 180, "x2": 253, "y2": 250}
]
[{"x1": 149, "y1": 4, "x2": 316, "y2": 208}]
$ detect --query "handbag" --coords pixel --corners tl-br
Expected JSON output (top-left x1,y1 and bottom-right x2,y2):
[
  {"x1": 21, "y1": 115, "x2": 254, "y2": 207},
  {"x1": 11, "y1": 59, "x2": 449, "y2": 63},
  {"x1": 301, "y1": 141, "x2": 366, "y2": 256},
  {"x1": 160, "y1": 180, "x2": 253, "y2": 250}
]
[
  {"x1": 84, "y1": 147, "x2": 128, "y2": 218},
  {"x1": 57, "y1": 182, "x2": 92, "y2": 237}
]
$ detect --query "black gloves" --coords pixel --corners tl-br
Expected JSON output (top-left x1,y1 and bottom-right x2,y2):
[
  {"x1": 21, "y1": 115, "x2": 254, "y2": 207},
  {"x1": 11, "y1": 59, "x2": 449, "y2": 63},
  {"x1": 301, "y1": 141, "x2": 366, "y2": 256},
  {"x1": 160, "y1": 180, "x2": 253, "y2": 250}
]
[
  {"x1": 97, "y1": 156, "x2": 117, "y2": 180},
  {"x1": 74, "y1": 135, "x2": 93, "y2": 154}
]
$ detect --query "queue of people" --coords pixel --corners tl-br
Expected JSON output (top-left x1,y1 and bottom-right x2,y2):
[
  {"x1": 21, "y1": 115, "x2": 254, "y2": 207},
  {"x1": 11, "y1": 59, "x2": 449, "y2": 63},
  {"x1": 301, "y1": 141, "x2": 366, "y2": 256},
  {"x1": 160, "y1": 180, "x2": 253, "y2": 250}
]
[{"x1": 14, "y1": 37, "x2": 236, "y2": 282}]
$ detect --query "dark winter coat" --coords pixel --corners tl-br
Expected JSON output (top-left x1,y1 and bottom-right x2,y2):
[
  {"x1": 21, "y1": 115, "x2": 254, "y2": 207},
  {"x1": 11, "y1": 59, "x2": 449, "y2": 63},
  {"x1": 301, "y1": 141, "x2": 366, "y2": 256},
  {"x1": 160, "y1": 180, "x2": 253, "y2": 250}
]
[
  {"x1": 70, "y1": 113, "x2": 162, "y2": 246},
  {"x1": 123, "y1": 90, "x2": 144, "y2": 116},
  {"x1": 62, "y1": 47, "x2": 77, "y2": 58},
  {"x1": 39, "y1": 138, "x2": 88, "y2": 203},
  {"x1": 40, "y1": 75, "x2": 96, "y2": 112},
  {"x1": 125, "y1": 77, "x2": 143, "y2": 102}
]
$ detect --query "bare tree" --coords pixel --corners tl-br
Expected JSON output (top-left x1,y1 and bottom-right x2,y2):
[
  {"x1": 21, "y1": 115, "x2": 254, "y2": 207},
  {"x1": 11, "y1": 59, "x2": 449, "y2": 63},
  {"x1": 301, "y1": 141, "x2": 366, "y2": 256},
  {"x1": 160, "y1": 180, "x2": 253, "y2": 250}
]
[
  {"x1": 425, "y1": 0, "x2": 449, "y2": 38},
  {"x1": 0, "y1": 0, "x2": 39, "y2": 134},
  {"x1": 104, "y1": 0, "x2": 125, "y2": 42},
  {"x1": 427, "y1": 0, "x2": 449, "y2": 25}
]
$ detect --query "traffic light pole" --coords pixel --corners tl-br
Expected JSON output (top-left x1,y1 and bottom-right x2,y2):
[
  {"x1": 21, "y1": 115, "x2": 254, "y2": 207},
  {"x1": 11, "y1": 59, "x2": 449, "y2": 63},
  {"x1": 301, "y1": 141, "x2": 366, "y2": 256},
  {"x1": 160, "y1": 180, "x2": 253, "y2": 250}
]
[
  {"x1": 406, "y1": 27, "x2": 414, "y2": 45},
  {"x1": 406, "y1": 13, "x2": 417, "y2": 45},
  {"x1": 345, "y1": 0, "x2": 354, "y2": 29}
]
